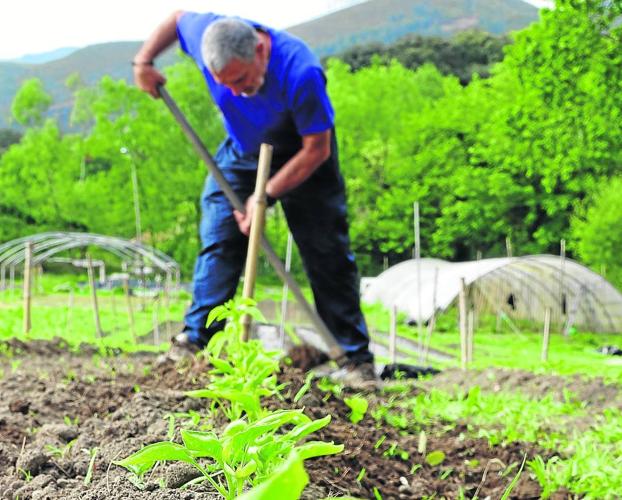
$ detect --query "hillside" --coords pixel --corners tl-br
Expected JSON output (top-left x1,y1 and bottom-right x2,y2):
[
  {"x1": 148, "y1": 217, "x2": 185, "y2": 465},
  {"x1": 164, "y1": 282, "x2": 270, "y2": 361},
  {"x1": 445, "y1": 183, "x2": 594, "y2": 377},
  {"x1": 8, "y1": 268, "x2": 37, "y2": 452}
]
[
  {"x1": 0, "y1": 42, "x2": 179, "y2": 129},
  {"x1": 0, "y1": 0, "x2": 539, "y2": 130},
  {"x1": 288, "y1": 0, "x2": 538, "y2": 56}
]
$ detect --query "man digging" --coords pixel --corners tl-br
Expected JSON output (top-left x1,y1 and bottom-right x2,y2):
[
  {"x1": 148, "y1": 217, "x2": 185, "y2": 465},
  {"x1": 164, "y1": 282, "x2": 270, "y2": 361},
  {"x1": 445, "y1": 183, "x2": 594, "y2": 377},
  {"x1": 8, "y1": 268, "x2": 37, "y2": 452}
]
[{"x1": 134, "y1": 11, "x2": 375, "y2": 384}]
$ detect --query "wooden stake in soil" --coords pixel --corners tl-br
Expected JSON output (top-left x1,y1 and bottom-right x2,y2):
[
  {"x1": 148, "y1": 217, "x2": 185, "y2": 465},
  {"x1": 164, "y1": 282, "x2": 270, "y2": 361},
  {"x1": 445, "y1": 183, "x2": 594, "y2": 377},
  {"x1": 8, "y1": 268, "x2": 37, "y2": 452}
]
[
  {"x1": 23, "y1": 242, "x2": 33, "y2": 334},
  {"x1": 242, "y1": 143, "x2": 273, "y2": 342},
  {"x1": 414, "y1": 201, "x2": 424, "y2": 364},
  {"x1": 422, "y1": 266, "x2": 439, "y2": 364},
  {"x1": 164, "y1": 271, "x2": 172, "y2": 338},
  {"x1": 152, "y1": 295, "x2": 160, "y2": 346},
  {"x1": 506, "y1": 236, "x2": 513, "y2": 258},
  {"x1": 467, "y1": 308, "x2": 474, "y2": 364},
  {"x1": 124, "y1": 275, "x2": 137, "y2": 343},
  {"x1": 87, "y1": 254, "x2": 104, "y2": 338},
  {"x1": 541, "y1": 307, "x2": 551, "y2": 362},
  {"x1": 66, "y1": 287, "x2": 74, "y2": 335},
  {"x1": 560, "y1": 238, "x2": 567, "y2": 335},
  {"x1": 459, "y1": 277, "x2": 468, "y2": 370},
  {"x1": 278, "y1": 231, "x2": 293, "y2": 350},
  {"x1": 389, "y1": 304, "x2": 397, "y2": 364}
]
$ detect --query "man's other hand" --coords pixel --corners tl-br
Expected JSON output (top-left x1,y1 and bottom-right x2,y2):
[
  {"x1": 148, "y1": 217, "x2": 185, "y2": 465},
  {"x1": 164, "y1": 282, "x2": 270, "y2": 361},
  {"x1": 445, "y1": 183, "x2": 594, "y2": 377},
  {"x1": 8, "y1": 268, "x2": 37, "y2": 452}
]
[
  {"x1": 233, "y1": 194, "x2": 256, "y2": 236},
  {"x1": 134, "y1": 64, "x2": 166, "y2": 98}
]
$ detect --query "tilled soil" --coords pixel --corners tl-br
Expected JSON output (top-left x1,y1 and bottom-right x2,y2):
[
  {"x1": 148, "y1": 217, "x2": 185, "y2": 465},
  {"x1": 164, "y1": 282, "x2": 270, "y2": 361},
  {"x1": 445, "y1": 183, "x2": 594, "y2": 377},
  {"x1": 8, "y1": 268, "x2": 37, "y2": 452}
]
[{"x1": 0, "y1": 338, "x2": 574, "y2": 499}]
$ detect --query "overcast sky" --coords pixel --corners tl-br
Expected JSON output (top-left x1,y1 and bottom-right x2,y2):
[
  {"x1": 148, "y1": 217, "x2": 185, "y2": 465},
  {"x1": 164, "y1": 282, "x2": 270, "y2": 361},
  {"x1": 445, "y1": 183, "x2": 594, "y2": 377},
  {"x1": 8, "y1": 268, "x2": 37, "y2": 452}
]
[{"x1": 0, "y1": 0, "x2": 554, "y2": 61}]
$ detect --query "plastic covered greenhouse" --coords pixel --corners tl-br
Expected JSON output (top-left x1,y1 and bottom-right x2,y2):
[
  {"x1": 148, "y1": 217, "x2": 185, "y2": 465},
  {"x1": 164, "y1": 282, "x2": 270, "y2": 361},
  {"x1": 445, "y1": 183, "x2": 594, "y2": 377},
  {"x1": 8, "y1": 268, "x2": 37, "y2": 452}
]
[
  {"x1": 0, "y1": 232, "x2": 180, "y2": 289},
  {"x1": 362, "y1": 255, "x2": 622, "y2": 333}
]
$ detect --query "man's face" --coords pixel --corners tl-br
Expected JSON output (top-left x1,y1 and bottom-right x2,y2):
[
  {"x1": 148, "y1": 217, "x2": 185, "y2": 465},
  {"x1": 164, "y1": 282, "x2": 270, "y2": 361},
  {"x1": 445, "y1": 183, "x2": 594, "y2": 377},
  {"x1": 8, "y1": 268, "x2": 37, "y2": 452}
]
[{"x1": 212, "y1": 42, "x2": 267, "y2": 98}]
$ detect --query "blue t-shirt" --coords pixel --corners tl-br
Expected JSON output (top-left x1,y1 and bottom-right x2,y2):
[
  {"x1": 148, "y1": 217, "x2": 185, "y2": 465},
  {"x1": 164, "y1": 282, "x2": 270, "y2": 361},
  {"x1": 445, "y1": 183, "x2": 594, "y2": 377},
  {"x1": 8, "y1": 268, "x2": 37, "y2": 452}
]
[{"x1": 177, "y1": 12, "x2": 335, "y2": 161}]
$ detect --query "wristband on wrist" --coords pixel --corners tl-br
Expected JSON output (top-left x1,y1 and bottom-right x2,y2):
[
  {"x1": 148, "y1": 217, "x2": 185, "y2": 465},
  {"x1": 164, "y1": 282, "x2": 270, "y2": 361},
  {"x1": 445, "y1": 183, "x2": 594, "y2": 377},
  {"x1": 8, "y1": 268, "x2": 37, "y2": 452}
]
[{"x1": 131, "y1": 60, "x2": 154, "y2": 67}]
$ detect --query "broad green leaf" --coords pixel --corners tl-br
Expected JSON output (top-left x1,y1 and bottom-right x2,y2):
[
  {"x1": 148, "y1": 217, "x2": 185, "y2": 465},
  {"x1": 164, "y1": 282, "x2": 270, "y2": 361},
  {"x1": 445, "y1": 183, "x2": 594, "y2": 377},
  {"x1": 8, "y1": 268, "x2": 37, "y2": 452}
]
[
  {"x1": 285, "y1": 415, "x2": 332, "y2": 442},
  {"x1": 236, "y1": 459, "x2": 258, "y2": 479},
  {"x1": 425, "y1": 450, "x2": 446, "y2": 466},
  {"x1": 344, "y1": 396, "x2": 369, "y2": 424},
  {"x1": 114, "y1": 442, "x2": 200, "y2": 477},
  {"x1": 236, "y1": 452, "x2": 308, "y2": 500},
  {"x1": 211, "y1": 357, "x2": 234, "y2": 374},
  {"x1": 180, "y1": 430, "x2": 223, "y2": 461},
  {"x1": 295, "y1": 441, "x2": 344, "y2": 460}
]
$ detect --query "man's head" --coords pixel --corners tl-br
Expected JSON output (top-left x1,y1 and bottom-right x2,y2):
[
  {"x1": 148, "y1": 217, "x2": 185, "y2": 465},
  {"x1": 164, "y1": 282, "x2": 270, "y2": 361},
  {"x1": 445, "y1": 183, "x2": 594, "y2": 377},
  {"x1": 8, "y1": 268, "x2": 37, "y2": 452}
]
[{"x1": 201, "y1": 18, "x2": 269, "y2": 97}]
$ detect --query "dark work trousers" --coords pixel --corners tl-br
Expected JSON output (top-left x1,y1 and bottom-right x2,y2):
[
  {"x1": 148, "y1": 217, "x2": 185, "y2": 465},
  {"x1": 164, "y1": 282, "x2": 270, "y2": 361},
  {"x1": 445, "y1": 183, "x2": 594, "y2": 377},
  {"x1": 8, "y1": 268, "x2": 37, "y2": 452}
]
[{"x1": 183, "y1": 137, "x2": 373, "y2": 363}]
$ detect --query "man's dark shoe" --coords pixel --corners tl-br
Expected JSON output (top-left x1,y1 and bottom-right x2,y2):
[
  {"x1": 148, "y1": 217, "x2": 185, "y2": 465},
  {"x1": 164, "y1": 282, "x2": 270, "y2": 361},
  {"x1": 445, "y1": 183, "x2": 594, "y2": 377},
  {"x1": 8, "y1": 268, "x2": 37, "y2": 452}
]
[
  {"x1": 157, "y1": 333, "x2": 201, "y2": 364},
  {"x1": 313, "y1": 360, "x2": 378, "y2": 389}
]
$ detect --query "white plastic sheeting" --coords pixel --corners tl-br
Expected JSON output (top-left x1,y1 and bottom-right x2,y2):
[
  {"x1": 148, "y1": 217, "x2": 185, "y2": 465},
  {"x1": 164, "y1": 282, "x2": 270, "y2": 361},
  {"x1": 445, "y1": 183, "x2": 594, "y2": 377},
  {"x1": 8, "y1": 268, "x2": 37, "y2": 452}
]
[{"x1": 362, "y1": 255, "x2": 622, "y2": 333}]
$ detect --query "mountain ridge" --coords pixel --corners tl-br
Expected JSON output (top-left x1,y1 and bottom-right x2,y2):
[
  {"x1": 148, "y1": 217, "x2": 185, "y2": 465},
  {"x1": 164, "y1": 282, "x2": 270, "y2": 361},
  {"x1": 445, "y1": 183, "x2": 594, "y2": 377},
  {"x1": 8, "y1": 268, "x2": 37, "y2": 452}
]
[{"x1": 0, "y1": 0, "x2": 539, "y2": 130}]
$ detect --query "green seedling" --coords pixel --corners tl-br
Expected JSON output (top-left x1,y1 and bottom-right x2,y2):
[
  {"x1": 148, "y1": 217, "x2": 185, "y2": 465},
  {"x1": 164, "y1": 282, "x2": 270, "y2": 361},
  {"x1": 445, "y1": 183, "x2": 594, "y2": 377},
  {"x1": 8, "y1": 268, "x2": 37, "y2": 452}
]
[
  {"x1": 439, "y1": 467, "x2": 453, "y2": 479},
  {"x1": 374, "y1": 435, "x2": 386, "y2": 449},
  {"x1": 293, "y1": 372, "x2": 314, "y2": 403},
  {"x1": 117, "y1": 409, "x2": 342, "y2": 499},
  {"x1": 45, "y1": 439, "x2": 76, "y2": 459},
  {"x1": 236, "y1": 451, "x2": 308, "y2": 500},
  {"x1": 316, "y1": 377, "x2": 343, "y2": 397},
  {"x1": 500, "y1": 454, "x2": 527, "y2": 500},
  {"x1": 166, "y1": 414, "x2": 176, "y2": 440},
  {"x1": 373, "y1": 487, "x2": 383, "y2": 500},
  {"x1": 18, "y1": 468, "x2": 33, "y2": 482},
  {"x1": 425, "y1": 450, "x2": 446, "y2": 466},
  {"x1": 186, "y1": 300, "x2": 281, "y2": 421},
  {"x1": 383, "y1": 442, "x2": 409, "y2": 460},
  {"x1": 344, "y1": 395, "x2": 368, "y2": 424},
  {"x1": 63, "y1": 415, "x2": 79, "y2": 426},
  {"x1": 356, "y1": 467, "x2": 366, "y2": 482},
  {"x1": 84, "y1": 447, "x2": 98, "y2": 486}
]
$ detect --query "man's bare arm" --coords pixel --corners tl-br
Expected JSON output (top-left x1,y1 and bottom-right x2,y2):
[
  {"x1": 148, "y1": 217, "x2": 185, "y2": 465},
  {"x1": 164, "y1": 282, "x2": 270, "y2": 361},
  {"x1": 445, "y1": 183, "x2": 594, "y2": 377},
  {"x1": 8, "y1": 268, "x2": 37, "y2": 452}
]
[
  {"x1": 234, "y1": 130, "x2": 331, "y2": 235},
  {"x1": 265, "y1": 129, "x2": 331, "y2": 199},
  {"x1": 133, "y1": 10, "x2": 185, "y2": 98}
]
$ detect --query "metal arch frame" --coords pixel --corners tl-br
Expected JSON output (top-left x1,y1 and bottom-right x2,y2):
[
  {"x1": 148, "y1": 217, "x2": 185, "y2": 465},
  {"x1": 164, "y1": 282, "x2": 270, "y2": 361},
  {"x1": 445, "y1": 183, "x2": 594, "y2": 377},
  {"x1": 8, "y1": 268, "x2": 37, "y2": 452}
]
[
  {"x1": 367, "y1": 255, "x2": 622, "y2": 333},
  {"x1": 462, "y1": 258, "x2": 617, "y2": 332},
  {"x1": 0, "y1": 232, "x2": 180, "y2": 289},
  {"x1": 520, "y1": 255, "x2": 618, "y2": 332}
]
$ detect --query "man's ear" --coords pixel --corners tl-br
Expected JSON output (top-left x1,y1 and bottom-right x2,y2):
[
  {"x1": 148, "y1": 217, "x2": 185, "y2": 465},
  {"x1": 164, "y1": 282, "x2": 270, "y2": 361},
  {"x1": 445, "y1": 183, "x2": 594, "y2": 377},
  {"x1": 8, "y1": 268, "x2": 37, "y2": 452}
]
[{"x1": 255, "y1": 40, "x2": 265, "y2": 60}]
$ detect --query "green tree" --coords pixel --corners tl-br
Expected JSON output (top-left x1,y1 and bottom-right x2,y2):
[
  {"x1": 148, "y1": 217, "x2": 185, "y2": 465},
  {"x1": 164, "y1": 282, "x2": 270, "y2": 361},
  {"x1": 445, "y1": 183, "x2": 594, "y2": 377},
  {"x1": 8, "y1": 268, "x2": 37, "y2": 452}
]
[
  {"x1": 571, "y1": 177, "x2": 622, "y2": 289},
  {"x1": 11, "y1": 78, "x2": 53, "y2": 127}
]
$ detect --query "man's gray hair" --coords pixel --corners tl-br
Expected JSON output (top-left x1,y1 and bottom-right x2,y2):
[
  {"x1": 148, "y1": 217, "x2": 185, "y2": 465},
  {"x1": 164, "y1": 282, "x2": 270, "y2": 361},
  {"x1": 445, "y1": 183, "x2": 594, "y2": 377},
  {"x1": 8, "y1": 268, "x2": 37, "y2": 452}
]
[{"x1": 201, "y1": 18, "x2": 259, "y2": 73}]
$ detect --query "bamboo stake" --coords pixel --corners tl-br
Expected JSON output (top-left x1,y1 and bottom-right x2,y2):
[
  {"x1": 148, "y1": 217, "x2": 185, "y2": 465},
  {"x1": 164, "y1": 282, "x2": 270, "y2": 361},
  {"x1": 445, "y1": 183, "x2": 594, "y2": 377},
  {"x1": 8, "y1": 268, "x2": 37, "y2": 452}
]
[
  {"x1": 110, "y1": 284, "x2": 118, "y2": 332},
  {"x1": 422, "y1": 266, "x2": 439, "y2": 364},
  {"x1": 414, "y1": 201, "x2": 424, "y2": 364},
  {"x1": 66, "y1": 288, "x2": 74, "y2": 336},
  {"x1": 389, "y1": 304, "x2": 397, "y2": 364},
  {"x1": 560, "y1": 239, "x2": 567, "y2": 335},
  {"x1": 242, "y1": 143, "x2": 273, "y2": 342},
  {"x1": 506, "y1": 237, "x2": 513, "y2": 258},
  {"x1": 164, "y1": 271, "x2": 172, "y2": 338},
  {"x1": 541, "y1": 307, "x2": 551, "y2": 362},
  {"x1": 99, "y1": 263, "x2": 106, "y2": 284},
  {"x1": 23, "y1": 242, "x2": 33, "y2": 334},
  {"x1": 10, "y1": 266, "x2": 15, "y2": 298},
  {"x1": 467, "y1": 308, "x2": 474, "y2": 364},
  {"x1": 278, "y1": 231, "x2": 293, "y2": 350},
  {"x1": 124, "y1": 275, "x2": 137, "y2": 343},
  {"x1": 459, "y1": 278, "x2": 468, "y2": 370},
  {"x1": 152, "y1": 295, "x2": 160, "y2": 346},
  {"x1": 87, "y1": 254, "x2": 103, "y2": 338}
]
